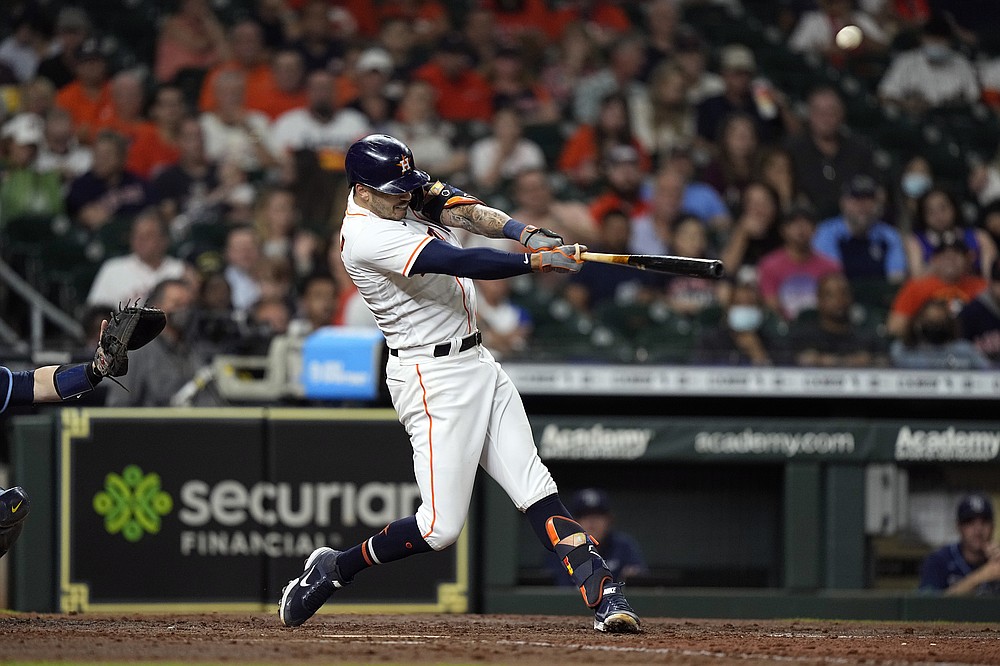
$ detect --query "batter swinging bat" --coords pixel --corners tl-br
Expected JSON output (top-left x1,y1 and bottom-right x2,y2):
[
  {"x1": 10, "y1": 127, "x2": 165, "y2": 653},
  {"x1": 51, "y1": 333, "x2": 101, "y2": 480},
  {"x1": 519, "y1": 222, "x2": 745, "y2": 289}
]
[{"x1": 579, "y1": 251, "x2": 725, "y2": 279}]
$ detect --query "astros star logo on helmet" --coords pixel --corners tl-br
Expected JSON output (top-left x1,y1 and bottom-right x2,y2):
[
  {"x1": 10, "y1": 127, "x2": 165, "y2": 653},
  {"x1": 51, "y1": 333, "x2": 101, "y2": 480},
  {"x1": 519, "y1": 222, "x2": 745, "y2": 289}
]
[{"x1": 397, "y1": 155, "x2": 412, "y2": 174}]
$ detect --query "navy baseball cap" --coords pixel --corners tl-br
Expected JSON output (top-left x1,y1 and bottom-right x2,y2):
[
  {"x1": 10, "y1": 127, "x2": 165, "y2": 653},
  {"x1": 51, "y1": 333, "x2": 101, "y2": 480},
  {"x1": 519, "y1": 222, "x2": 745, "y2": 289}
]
[
  {"x1": 570, "y1": 488, "x2": 612, "y2": 517},
  {"x1": 843, "y1": 174, "x2": 878, "y2": 198},
  {"x1": 957, "y1": 493, "x2": 994, "y2": 523}
]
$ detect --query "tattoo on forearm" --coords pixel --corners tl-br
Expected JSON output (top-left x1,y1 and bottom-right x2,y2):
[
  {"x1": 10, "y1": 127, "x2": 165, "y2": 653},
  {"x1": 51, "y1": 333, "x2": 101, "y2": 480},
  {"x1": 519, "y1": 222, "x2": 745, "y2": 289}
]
[{"x1": 442, "y1": 204, "x2": 510, "y2": 238}]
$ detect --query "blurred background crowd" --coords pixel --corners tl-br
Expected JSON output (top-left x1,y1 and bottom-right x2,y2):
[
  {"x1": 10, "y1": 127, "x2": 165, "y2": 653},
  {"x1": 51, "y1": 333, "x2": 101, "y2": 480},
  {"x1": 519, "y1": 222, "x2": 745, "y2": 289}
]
[{"x1": 2, "y1": 0, "x2": 1000, "y2": 396}]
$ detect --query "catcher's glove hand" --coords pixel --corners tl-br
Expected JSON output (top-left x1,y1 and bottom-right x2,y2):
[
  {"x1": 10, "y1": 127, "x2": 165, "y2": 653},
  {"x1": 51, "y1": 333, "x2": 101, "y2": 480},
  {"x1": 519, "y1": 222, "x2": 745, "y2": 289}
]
[{"x1": 93, "y1": 305, "x2": 167, "y2": 378}]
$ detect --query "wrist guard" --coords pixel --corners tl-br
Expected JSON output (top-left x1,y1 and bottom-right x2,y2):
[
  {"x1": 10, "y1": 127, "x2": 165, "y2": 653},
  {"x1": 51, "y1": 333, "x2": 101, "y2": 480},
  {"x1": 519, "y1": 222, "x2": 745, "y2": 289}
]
[
  {"x1": 53, "y1": 363, "x2": 101, "y2": 400},
  {"x1": 411, "y1": 180, "x2": 483, "y2": 224}
]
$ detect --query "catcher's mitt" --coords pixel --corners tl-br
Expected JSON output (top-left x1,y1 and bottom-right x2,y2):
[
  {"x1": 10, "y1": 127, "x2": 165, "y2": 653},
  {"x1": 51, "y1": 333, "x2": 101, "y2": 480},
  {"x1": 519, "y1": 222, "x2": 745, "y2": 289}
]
[{"x1": 93, "y1": 305, "x2": 167, "y2": 378}]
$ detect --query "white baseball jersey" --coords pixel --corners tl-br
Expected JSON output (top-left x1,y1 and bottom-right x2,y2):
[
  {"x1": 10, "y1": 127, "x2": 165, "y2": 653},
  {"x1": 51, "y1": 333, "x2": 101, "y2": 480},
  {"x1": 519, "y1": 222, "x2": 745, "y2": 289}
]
[
  {"x1": 340, "y1": 192, "x2": 478, "y2": 351},
  {"x1": 340, "y1": 191, "x2": 557, "y2": 550}
]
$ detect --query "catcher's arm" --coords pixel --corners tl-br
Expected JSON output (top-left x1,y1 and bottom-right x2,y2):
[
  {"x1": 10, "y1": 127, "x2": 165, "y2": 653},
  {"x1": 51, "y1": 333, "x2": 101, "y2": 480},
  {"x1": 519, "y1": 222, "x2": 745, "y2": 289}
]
[{"x1": 45, "y1": 306, "x2": 167, "y2": 400}]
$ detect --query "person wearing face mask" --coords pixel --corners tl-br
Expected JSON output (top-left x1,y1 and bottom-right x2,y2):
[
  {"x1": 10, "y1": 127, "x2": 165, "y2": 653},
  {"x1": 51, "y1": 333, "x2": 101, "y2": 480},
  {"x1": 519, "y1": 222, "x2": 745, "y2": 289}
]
[
  {"x1": 877, "y1": 14, "x2": 979, "y2": 116},
  {"x1": 890, "y1": 155, "x2": 933, "y2": 230},
  {"x1": 890, "y1": 297, "x2": 990, "y2": 369},
  {"x1": 693, "y1": 267, "x2": 786, "y2": 366}
]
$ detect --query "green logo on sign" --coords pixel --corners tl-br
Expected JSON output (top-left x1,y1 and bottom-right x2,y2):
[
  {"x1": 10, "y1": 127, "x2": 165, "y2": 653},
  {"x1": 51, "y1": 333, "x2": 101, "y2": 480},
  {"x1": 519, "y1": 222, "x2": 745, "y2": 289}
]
[{"x1": 93, "y1": 465, "x2": 173, "y2": 542}]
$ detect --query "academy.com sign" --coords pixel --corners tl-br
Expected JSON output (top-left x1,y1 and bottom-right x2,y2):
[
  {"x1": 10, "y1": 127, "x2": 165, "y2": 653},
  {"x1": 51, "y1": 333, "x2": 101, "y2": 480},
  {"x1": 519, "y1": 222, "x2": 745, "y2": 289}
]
[
  {"x1": 539, "y1": 424, "x2": 653, "y2": 459},
  {"x1": 695, "y1": 428, "x2": 855, "y2": 457},
  {"x1": 895, "y1": 426, "x2": 1000, "y2": 461}
]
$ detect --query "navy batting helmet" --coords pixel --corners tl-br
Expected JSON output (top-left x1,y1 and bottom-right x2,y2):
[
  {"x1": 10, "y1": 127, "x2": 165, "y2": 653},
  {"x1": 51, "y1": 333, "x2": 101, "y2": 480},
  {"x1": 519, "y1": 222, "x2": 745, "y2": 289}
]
[{"x1": 345, "y1": 134, "x2": 430, "y2": 194}]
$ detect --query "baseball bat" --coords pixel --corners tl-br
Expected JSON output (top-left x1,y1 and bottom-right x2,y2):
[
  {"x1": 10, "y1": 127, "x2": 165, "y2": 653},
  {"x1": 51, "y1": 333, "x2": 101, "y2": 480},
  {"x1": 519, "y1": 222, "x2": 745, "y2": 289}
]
[{"x1": 580, "y1": 252, "x2": 725, "y2": 279}]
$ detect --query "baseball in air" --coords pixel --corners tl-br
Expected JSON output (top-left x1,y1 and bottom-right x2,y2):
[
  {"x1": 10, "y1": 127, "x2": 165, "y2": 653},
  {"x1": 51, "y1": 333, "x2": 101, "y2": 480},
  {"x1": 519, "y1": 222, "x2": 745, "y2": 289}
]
[{"x1": 835, "y1": 25, "x2": 863, "y2": 50}]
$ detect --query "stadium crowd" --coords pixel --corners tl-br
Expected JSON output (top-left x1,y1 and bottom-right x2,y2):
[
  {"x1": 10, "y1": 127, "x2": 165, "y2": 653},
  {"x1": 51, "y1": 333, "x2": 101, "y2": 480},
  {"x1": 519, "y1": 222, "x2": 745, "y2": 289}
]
[{"x1": 2, "y1": 0, "x2": 1000, "y2": 395}]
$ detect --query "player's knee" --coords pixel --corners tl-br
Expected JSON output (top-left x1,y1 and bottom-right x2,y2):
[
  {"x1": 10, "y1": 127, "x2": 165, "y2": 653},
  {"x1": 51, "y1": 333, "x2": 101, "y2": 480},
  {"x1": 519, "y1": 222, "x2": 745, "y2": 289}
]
[{"x1": 424, "y1": 522, "x2": 464, "y2": 551}]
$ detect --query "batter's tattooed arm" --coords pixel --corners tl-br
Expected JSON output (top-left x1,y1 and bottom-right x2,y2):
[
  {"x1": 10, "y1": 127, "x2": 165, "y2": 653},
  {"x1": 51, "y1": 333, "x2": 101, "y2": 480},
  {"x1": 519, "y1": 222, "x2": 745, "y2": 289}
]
[{"x1": 439, "y1": 204, "x2": 511, "y2": 238}]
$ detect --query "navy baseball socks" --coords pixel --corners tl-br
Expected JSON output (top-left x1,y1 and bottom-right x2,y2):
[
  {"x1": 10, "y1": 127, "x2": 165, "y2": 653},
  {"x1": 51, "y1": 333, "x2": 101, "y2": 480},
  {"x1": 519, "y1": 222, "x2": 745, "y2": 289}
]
[
  {"x1": 279, "y1": 515, "x2": 433, "y2": 627},
  {"x1": 545, "y1": 515, "x2": 641, "y2": 633},
  {"x1": 0, "y1": 486, "x2": 30, "y2": 559}
]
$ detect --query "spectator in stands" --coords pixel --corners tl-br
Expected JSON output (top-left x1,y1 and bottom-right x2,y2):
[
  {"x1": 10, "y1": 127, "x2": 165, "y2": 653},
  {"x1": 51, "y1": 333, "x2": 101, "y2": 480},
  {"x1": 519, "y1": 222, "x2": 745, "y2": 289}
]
[
  {"x1": 377, "y1": 16, "x2": 420, "y2": 79},
  {"x1": 251, "y1": 295, "x2": 292, "y2": 338},
  {"x1": 639, "y1": 0, "x2": 682, "y2": 81},
  {"x1": 788, "y1": 272, "x2": 887, "y2": 368},
  {"x1": 269, "y1": 69, "x2": 370, "y2": 164},
  {"x1": 877, "y1": 14, "x2": 979, "y2": 116},
  {"x1": 20, "y1": 76, "x2": 57, "y2": 118},
  {"x1": 255, "y1": 256, "x2": 295, "y2": 313},
  {"x1": 412, "y1": 34, "x2": 493, "y2": 125},
  {"x1": 97, "y1": 72, "x2": 178, "y2": 179},
  {"x1": 720, "y1": 181, "x2": 784, "y2": 272},
  {"x1": 959, "y1": 259, "x2": 1000, "y2": 365},
  {"x1": 891, "y1": 297, "x2": 990, "y2": 369},
  {"x1": 887, "y1": 238, "x2": 986, "y2": 338},
  {"x1": 588, "y1": 144, "x2": 650, "y2": 226},
  {"x1": 661, "y1": 214, "x2": 720, "y2": 319},
  {"x1": 759, "y1": 205, "x2": 842, "y2": 321},
  {"x1": 547, "y1": 488, "x2": 648, "y2": 585},
  {"x1": 150, "y1": 116, "x2": 220, "y2": 233},
  {"x1": 787, "y1": 0, "x2": 888, "y2": 63},
  {"x1": 383, "y1": 80, "x2": 465, "y2": 179},
  {"x1": 37, "y1": 6, "x2": 92, "y2": 90},
  {"x1": 378, "y1": 0, "x2": 450, "y2": 48},
  {"x1": 920, "y1": 493, "x2": 1000, "y2": 596},
  {"x1": 36, "y1": 106, "x2": 92, "y2": 181},
  {"x1": 343, "y1": 47, "x2": 398, "y2": 127},
  {"x1": 468, "y1": 106, "x2": 546, "y2": 195},
  {"x1": 567, "y1": 208, "x2": 661, "y2": 311},
  {"x1": 199, "y1": 70, "x2": 273, "y2": 173},
  {"x1": 154, "y1": 0, "x2": 227, "y2": 84},
  {"x1": 549, "y1": 0, "x2": 632, "y2": 47},
  {"x1": 54, "y1": 36, "x2": 113, "y2": 143},
  {"x1": 0, "y1": 6, "x2": 46, "y2": 84},
  {"x1": 481, "y1": 0, "x2": 548, "y2": 48},
  {"x1": 0, "y1": 115, "x2": 63, "y2": 228},
  {"x1": 224, "y1": 224, "x2": 263, "y2": 314},
  {"x1": 785, "y1": 86, "x2": 876, "y2": 220},
  {"x1": 673, "y1": 27, "x2": 723, "y2": 106},
  {"x1": 696, "y1": 45, "x2": 794, "y2": 145},
  {"x1": 891, "y1": 155, "x2": 933, "y2": 230},
  {"x1": 66, "y1": 130, "x2": 150, "y2": 231},
  {"x1": 255, "y1": 49, "x2": 308, "y2": 121},
  {"x1": 488, "y1": 47, "x2": 560, "y2": 128},
  {"x1": 702, "y1": 112, "x2": 762, "y2": 215},
  {"x1": 292, "y1": 0, "x2": 345, "y2": 74},
  {"x1": 693, "y1": 268, "x2": 784, "y2": 366},
  {"x1": 198, "y1": 19, "x2": 271, "y2": 113},
  {"x1": 968, "y1": 151, "x2": 1000, "y2": 210},
  {"x1": 538, "y1": 21, "x2": 601, "y2": 117},
  {"x1": 906, "y1": 187, "x2": 997, "y2": 279},
  {"x1": 812, "y1": 174, "x2": 907, "y2": 285},
  {"x1": 560, "y1": 93, "x2": 650, "y2": 194},
  {"x1": 510, "y1": 168, "x2": 599, "y2": 247},
  {"x1": 571, "y1": 34, "x2": 646, "y2": 126},
  {"x1": 475, "y1": 278, "x2": 532, "y2": 360},
  {"x1": 290, "y1": 272, "x2": 337, "y2": 336},
  {"x1": 255, "y1": 187, "x2": 320, "y2": 282},
  {"x1": 106, "y1": 278, "x2": 217, "y2": 407},
  {"x1": 86, "y1": 208, "x2": 188, "y2": 305},
  {"x1": 981, "y1": 201, "x2": 1000, "y2": 260},
  {"x1": 757, "y1": 146, "x2": 799, "y2": 214},
  {"x1": 631, "y1": 61, "x2": 697, "y2": 165}
]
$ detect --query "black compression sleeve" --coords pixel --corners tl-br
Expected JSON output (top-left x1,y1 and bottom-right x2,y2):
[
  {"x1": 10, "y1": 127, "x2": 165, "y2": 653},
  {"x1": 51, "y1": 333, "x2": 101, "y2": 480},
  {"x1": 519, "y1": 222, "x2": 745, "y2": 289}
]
[{"x1": 408, "y1": 239, "x2": 532, "y2": 279}]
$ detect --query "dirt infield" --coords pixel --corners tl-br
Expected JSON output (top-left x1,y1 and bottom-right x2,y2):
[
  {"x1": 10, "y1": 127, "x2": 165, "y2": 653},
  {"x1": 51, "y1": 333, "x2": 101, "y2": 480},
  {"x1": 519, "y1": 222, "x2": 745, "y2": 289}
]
[{"x1": 2, "y1": 613, "x2": 998, "y2": 665}]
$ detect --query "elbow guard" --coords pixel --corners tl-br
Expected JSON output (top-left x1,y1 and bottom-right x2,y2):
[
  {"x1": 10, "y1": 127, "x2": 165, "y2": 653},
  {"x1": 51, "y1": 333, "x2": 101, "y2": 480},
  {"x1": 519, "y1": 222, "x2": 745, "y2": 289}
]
[
  {"x1": 411, "y1": 180, "x2": 483, "y2": 224},
  {"x1": 53, "y1": 363, "x2": 102, "y2": 400}
]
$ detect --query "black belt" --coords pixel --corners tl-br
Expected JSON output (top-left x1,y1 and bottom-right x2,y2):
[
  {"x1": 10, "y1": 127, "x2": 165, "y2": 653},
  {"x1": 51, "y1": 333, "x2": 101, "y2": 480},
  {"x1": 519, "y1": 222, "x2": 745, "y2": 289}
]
[{"x1": 390, "y1": 331, "x2": 482, "y2": 357}]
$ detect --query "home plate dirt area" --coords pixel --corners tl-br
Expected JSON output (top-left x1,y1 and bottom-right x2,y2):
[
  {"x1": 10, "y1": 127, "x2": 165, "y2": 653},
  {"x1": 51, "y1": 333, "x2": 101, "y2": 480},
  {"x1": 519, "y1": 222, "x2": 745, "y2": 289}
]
[{"x1": 2, "y1": 613, "x2": 999, "y2": 665}]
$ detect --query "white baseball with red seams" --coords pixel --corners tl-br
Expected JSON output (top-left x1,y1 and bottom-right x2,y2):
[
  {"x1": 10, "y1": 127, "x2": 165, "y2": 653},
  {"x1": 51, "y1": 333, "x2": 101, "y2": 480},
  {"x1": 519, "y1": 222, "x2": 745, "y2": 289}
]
[{"x1": 340, "y1": 192, "x2": 558, "y2": 550}]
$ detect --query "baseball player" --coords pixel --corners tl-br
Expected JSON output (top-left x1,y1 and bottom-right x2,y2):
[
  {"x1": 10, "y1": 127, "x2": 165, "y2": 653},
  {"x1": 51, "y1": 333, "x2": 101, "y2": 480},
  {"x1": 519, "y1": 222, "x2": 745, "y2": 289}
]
[
  {"x1": 279, "y1": 134, "x2": 640, "y2": 633},
  {"x1": 1, "y1": 307, "x2": 164, "y2": 559}
]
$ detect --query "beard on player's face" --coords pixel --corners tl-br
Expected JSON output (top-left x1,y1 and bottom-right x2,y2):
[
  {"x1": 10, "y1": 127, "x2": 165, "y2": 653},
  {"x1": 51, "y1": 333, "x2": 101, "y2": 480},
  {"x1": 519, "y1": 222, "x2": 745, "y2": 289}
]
[{"x1": 357, "y1": 184, "x2": 411, "y2": 220}]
